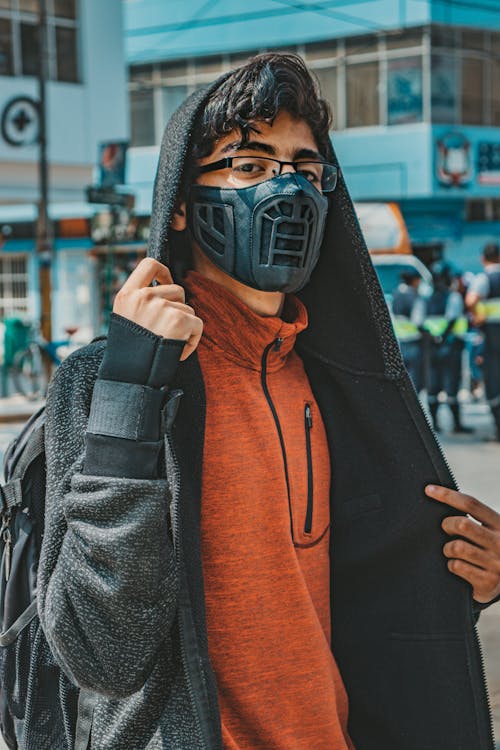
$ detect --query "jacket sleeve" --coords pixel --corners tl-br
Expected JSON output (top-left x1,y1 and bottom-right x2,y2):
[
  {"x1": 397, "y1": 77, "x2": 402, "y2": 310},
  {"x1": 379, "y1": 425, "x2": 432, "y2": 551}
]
[{"x1": 37, "y1": 328, "x2": 183, "y2": 699}]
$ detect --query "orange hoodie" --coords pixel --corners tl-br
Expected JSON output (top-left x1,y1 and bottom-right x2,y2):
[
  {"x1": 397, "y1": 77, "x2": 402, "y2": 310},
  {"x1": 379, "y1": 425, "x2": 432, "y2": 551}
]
[{"x1": 185, "y1": 271, "x2": 354, "y2": 750}]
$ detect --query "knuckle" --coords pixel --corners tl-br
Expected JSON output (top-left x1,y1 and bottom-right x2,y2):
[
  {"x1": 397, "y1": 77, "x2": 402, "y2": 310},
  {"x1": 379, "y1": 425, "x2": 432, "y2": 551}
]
[
  {"x1": 465, "y1": 495, "x2": 479, "y2": 514},
  {"x1": 451, "y1": 540, "x2": 465, "y2": 556},
  {"x1": 171, "y1": 284, "x2": 185, "y2": 300},
  {"x1": 457, "y1": 517, "x2": 470, "y2": 534}
]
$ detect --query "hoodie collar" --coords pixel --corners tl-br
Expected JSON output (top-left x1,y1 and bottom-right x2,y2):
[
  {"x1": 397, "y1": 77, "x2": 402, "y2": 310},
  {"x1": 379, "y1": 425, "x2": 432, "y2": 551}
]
[{"x1": 184, "y1": 271, "x2": 308, "y2": 373}]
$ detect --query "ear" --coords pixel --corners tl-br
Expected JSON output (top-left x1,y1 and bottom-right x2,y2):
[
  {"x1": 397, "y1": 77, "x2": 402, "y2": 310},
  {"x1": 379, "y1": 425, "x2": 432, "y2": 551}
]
[{"x1": 170, "y1": 202, "x2": 187, "y2": 231}]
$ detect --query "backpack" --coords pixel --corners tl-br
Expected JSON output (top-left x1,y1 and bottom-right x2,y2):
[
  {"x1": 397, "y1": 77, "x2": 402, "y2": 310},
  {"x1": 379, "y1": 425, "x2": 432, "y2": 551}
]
[
  {"x1": 0, "y1": 339, "x2": 106, "y2": 749},
  {"x1": 0, "y1": 406, "x2": 48, "y2": 748}
]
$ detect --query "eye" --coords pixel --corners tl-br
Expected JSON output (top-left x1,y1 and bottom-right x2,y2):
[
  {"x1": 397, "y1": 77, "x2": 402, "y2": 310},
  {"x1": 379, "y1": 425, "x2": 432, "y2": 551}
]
[
  {"x1": 232, "y1": 159, "x2": 266, "y2": 175},
  {"x1": 299, "y1": 169, "x2": 321, "y2": 184}
]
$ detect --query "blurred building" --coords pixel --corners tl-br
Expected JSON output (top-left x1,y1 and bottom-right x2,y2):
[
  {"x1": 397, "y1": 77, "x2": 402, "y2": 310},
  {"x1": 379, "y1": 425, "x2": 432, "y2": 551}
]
[
  {"x1": 0, "y1": 0, "x2": 128, "y2": 339},
  {"x1": 125, "y1": 0, "x2": 500, "y2": 273}
]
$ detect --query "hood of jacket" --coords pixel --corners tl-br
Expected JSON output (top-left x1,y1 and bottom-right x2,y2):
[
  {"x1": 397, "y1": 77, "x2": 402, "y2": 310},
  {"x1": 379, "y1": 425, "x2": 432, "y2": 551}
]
[{"x1": 148, "y1": 78, "x2": 402, "y2": 381}]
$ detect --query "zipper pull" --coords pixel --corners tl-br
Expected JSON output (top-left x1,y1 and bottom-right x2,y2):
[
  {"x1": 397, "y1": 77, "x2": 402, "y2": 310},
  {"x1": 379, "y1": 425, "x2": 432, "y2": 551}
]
[
  {"x1": 3, "y1": 528, "x2": 12, "y2": 582},
  {"x1": 305, "y1": 403, "x2": 313, "y2": 428},
  {"x1": 274, "y1": 337, "x2": 284, "y2": 352}
]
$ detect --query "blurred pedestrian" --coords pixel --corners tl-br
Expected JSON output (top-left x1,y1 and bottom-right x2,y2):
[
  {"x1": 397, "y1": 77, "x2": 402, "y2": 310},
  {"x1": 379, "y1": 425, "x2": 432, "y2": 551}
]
[
  {"x1": 391, "y1": 269, "x2": 426, "y2": 392},
  {"x1": 466, "y1": 242, "x2": 500, "y2": 440},
  {"x1": 424, "y1": 261, "x2": 471, "y2": 433}
]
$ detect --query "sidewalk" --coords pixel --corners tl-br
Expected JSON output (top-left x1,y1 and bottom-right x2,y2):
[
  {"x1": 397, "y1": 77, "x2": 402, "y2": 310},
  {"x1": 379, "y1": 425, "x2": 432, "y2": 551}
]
[{"x1": 0, "y1": 394, "x2": 45, "y2": 423}]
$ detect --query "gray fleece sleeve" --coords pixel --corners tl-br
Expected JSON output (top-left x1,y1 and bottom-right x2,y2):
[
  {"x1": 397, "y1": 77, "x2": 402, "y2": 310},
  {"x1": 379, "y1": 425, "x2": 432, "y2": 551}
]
[{"x1": 37, "y1": 344, "x2": 179, "y2": 698}]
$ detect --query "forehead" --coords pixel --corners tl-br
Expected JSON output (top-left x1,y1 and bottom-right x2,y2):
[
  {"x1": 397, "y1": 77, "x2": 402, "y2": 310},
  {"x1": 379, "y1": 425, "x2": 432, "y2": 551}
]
[{"x1": 204, "y1": 111, "x2": 319, "y2": 161}]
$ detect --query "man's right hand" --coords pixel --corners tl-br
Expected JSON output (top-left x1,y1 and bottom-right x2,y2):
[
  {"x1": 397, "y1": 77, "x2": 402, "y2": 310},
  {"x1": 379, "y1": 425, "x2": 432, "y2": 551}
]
[{"x1": 112, "y1": 258, "x2": 203, "y2": 361}]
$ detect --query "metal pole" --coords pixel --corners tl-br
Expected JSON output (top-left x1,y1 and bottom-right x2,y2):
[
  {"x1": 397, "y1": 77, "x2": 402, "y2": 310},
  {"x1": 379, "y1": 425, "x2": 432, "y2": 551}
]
[{"x1": 37, "y1": 0, "x2": 52, "y2": 345}]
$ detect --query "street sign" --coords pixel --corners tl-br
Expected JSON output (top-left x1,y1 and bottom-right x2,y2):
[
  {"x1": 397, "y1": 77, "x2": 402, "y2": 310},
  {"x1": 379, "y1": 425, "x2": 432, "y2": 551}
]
[{"x1": 86, "y1": 186, "x2": 135, "y2": 208}]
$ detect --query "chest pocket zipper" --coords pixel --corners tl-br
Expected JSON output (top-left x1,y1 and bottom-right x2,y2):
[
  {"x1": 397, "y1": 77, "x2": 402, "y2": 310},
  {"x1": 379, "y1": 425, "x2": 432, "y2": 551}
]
[{"x1": 304, "y1": 403, "x2": 314, "y2": 534}]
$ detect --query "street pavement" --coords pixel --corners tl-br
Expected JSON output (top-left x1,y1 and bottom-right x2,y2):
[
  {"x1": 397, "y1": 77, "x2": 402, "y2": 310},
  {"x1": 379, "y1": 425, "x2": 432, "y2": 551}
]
[{"x1": 0, "y1": 398, "x2": 498, "y2": 747}]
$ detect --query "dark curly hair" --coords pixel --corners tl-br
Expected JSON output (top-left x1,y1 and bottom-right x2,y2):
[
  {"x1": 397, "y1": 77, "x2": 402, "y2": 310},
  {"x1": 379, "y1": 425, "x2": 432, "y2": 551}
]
[{"x1": 191, "y1": 52, "x2": 333, "y2": 161}]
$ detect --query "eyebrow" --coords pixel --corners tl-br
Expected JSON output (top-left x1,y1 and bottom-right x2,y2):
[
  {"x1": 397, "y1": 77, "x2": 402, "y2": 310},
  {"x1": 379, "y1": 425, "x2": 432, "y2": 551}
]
[{"x1": 220, "y1": 141, "x2": 323, "y2": 161}]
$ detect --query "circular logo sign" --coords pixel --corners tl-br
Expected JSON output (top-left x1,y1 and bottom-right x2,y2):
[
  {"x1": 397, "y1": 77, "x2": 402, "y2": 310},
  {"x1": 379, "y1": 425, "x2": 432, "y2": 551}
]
[{"x1": 1, "y1": 96, "x2": 40, "y2": 147}]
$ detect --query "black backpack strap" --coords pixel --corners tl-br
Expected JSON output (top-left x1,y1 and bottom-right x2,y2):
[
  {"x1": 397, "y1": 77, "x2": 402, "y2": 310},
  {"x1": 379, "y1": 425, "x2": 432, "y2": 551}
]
[
  {"x1": 0, "y1": 599, "x2": 38, "y2": 646},
  {"x1": 74, "y1": 690, "x2": 96, "y2": 750},
  {"x1": 12, "y1": 421, "x2": 45, "y2": 481},
  {"x1": 0, "y1": 479, "x2": 23, "y2": 514}
]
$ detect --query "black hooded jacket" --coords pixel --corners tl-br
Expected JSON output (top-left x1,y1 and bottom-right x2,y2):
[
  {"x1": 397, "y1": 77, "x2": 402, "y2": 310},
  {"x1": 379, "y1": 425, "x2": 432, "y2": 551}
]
[{"x1": 37, "y1": 80, "x2": 496, "y2": 750}]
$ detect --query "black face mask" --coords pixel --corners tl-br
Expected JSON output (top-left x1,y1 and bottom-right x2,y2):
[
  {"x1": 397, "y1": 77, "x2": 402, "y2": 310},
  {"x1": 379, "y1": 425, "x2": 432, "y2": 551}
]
[{"x1": 187, "y1": 173, "x2": 329, "y2": 293}]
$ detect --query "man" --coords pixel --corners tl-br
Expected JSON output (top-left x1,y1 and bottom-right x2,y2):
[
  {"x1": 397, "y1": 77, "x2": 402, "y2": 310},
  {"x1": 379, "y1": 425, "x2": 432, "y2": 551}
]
[
  {"x1": 37, "y1": 55, "x2": 499, "y2": 750},
  {"x1": 391, "y1": 268, "x2": 426, "y2": 392},
  {"x1": 424, "y1": 261, "x2": 471, "y2": 434},
  {"x1": 466, "y1": 242, "x2": 500, "y2": 440}
]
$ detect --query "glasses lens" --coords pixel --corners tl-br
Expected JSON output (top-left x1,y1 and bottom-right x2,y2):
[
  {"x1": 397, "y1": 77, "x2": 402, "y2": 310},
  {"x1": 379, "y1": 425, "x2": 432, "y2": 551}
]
[
  {"x1": 231, "y1": 156, "x2": 278, "y2": 185},
  {"x1": 320, "y1": 164, "x2": 338, "y2": 193},
  {"x1": 295, "y1": 162, "x2": 338, "y2": 193}
]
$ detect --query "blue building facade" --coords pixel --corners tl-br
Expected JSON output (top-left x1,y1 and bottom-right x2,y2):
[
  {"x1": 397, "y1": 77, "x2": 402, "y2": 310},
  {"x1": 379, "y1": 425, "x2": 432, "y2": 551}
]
[
  {"x1": 0, "y1": 0, "x2": 128, "y2": 340},
  {"x1": 125, "y1": 0, "x2": 500, "y2": 272}
]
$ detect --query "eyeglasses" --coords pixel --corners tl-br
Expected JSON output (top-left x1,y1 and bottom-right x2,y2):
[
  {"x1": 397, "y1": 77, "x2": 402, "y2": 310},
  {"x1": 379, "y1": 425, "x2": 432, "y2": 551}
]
[{"x1": 197, "y1": 156, "x2": 339, "y2": 193}]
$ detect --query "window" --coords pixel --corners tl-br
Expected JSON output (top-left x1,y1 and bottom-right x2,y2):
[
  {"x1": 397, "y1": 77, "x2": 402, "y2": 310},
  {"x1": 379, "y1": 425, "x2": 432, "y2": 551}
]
[
  {"x1": 388, "y1": 57, "x2": 423, "y2": 125},
  {"x1": 431, "y1": 54, "x2": 458, "y2": 124},
  {"x1": 431, "y1": 26, "x2": 458, "y2": 49},
  {"x1": 345, "y1": 34, "x2": 378, "y2": 56},
  {"x1": 492, "y1": 59, "x2": 500, "y2": 126},
  {"x1": 305, "y1": 40, "x2": 337, "y2": 61},
  {"x1": 0, "y1": 0, "x2": 79, "y2": 81},
  {"x1": 0, "y1": 255, "x2": 29, "y2": 319},
  {"x1": 314, "y1": 67, "x2": 337, "y2": 120},
  {"x1": 461, "y1": 57, "x2": 485, "y2": 125},
  {"x1": 162, "y1": 85, "x2": 188, "y2": 127},
  {"x1": 0, "y1": 17, "x2": 12, "y2": 74},
  {"x1": 54, "y1": 0, "x2": 76, "y2": 19},
  {"x1": 193, "y1": 55, "x2": 223, "y2": 75},
  {"x1": 386, "y1": 28, "x2": 423, "y2": 50},
  {"x1": 346, "y1": 61, "x2": 379, "y2": 127},
  {"x1": 20, "y1": 21, "x2": 38, "y2": 76},
  {"x1": 56, "y1": 25, "x2": 78, "y2": 82},
  {"x1": 130, "y1": 89, "x2": 155, "y2": 147},
  {"x1": 159, "y1": 61, "x2": 187, "y2": 80},
  {"x1": 18, "y1": 0, "x2": 38, "y2": 12},
  {"x1": 461, "y1": 29, "x2": 486, "y2": 53}
]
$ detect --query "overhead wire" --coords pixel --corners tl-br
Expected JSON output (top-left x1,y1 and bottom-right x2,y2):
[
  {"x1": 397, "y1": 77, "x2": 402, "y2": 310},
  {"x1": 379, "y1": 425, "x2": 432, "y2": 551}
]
[{"x1": 126, "y1": 0, "x2": 381, "y2": 37}]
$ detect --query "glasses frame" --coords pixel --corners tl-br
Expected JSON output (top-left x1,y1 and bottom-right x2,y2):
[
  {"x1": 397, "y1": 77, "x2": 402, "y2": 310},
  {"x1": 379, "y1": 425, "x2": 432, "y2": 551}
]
[{"x1": 197, "y1": 156, "x2": 340, "y2": 193}]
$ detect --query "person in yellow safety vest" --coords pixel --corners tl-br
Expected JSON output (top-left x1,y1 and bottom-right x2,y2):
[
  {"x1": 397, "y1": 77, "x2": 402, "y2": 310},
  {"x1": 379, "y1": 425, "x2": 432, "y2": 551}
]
[
  {"x1": 424, "y1": 261, "x2": 472, "y2": 434},
  {"x1": 466, "y1": 242, "x2": 500, "y2": 441},
  {"x1": 391, "y1": 269, "x2": 426, "y2": 392}
]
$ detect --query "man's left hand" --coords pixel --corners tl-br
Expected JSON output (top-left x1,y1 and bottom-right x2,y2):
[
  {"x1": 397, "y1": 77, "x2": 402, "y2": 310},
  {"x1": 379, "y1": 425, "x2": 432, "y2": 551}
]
[{"x1": 425, "y1": 484, "x2": 500, "y2": 605}]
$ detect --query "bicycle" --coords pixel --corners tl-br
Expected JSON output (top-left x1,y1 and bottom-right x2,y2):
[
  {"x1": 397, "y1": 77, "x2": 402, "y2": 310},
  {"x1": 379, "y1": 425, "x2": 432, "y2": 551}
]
[{"x1": 11, "y1": 325, "x2": 80, "y2": 400}]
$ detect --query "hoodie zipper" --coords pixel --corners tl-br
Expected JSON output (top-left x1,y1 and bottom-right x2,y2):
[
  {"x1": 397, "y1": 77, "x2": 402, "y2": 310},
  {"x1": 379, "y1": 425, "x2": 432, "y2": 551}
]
[
  {"x1": 261, "y1": 338, "x2": 295, "y2": 540},
  {"x1": 304, "y1": 403, "x2": 314, "y2": 534}
]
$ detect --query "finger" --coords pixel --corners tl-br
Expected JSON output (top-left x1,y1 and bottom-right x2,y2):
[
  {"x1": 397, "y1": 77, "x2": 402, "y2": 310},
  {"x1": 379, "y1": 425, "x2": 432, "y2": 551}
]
[
  {"x1": 443, "y1": 539, "x2": 498, "y2": 572},
  {"x1": 143, "y1": 283, "x2": 186, "y2": 305},
  {"x1": 446, "y1": 558, "x2": 500, "y2": 604},
  {"x1": 425, "y1": 485, "x2": 500, "y2": 529},
  {"x1": 441, "y1": 515, "x2": 498, "y2": 549},
  {"x1": 180, "y1": 316, "x2": 203, "y2": 361},
  {"x1": 121, "y1": 258, "x2": 173, "y2": 292}
]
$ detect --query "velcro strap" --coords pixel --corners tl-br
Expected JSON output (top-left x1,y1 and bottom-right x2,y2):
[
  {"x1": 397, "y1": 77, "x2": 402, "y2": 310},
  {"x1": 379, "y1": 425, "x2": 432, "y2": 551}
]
[
  {"x1": 87, "y1": 379, "x2": 166, "y2": 441},
  {"x1": 1, "y1": 478, "x2": 23, "y2": 512}
]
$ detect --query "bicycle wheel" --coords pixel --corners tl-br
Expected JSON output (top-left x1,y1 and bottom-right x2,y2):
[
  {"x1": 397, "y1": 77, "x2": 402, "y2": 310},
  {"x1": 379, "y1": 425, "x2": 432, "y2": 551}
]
[{"x1": 12, "y1": 345, "x2": 47, "y2": 400}]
